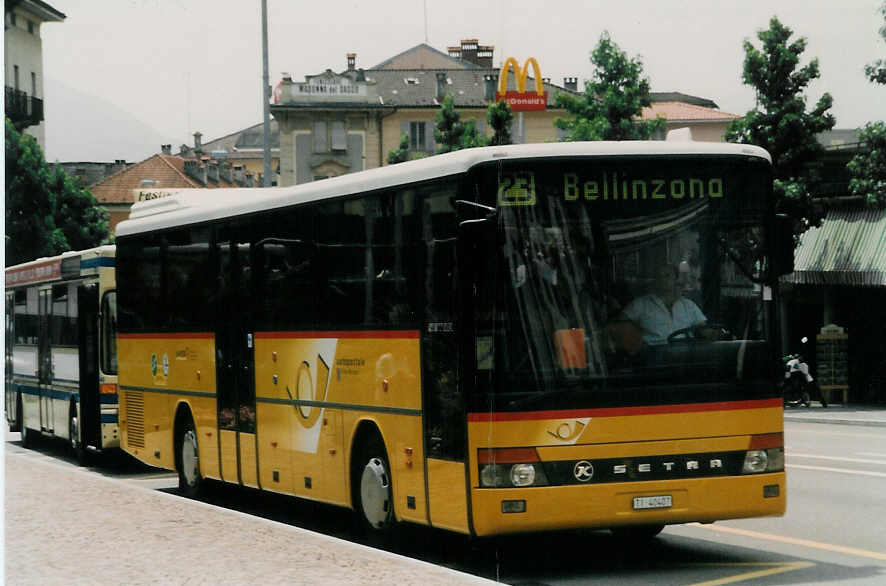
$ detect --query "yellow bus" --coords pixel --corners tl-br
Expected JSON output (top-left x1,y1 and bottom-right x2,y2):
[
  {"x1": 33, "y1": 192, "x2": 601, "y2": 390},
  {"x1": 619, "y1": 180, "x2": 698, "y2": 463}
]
[
  {"x1": 116, "y1": 142, "x2": 790, "y2": 537},
  {"x1": 6, "y1": 246, "x2": 119, "y2": 463}
]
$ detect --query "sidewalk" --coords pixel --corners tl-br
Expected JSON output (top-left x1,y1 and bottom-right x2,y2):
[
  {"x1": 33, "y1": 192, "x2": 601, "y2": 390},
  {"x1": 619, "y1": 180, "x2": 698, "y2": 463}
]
[
  {"x1": 4, "y1": 446, "x2": 498, "y2": 586},
  {"x1": 782, "y1": 403, "x2": 886, "y2": 427}
]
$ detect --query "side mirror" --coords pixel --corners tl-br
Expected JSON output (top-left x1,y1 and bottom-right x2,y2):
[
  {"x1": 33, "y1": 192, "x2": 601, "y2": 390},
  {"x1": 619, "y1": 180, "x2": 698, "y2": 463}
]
[{"x1": 773, "y1": 214, "x2": 794, "y2": 277}]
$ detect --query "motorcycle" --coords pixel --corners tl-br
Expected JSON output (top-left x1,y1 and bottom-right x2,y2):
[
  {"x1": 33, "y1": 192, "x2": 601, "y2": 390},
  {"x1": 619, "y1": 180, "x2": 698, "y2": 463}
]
[{"x1": 781, "y1": 340, "x2": 828, "y2": 408}]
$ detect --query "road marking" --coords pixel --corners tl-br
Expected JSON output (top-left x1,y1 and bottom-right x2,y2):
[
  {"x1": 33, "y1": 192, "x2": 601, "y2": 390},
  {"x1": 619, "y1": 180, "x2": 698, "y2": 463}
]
[
  {"x1": 858, "y1": 452, "x2": 886, "y2": 458},
  {"x1": 691, "y1": 523, "x2": 886, "y2": 561},
  {"x1": 788, "y1": 452, "x2": 886, "y2": 465},
  {"x1": 787, "y1": 463, "x2": 886, "y2": 478},
  {"x1": 685, "y1": 561, "x2": 814, "y2": 586}
]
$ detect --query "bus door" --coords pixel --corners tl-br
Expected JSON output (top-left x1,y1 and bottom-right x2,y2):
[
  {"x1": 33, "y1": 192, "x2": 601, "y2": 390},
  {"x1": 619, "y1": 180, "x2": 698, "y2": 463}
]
[
  {"x1": 77, "y1": 283, "x2": 101, "y2": 450},
  {"x1": 38, "y1": 289, "x2": 54, "y2": 433},
  {"x1": 5, "y1": 292, "x2": 14, "y2": 425},
  {"x1": 215, "y1": 232, "x2": 259, "y2": 488}
]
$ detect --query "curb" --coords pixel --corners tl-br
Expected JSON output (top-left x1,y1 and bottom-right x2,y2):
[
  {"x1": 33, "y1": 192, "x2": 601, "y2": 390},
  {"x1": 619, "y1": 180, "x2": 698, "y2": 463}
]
[{"x1": 783, "y1": 415, "x2": 886, "y2": 428}]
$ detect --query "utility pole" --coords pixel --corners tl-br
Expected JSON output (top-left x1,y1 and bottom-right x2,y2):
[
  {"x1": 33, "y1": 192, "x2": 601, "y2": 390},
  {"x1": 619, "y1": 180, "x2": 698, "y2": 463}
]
[{"x1": 261, "y1": 0, "x2": 272, "y2": 187}]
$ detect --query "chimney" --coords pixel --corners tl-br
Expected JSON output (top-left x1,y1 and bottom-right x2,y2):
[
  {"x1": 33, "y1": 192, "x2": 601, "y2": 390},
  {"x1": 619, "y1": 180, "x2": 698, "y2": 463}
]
[
  {"x1": 564, "y1": 77, "x2": 578, "y2": 92},
  {"x1": 193, "y1": 131, "x2": 203, "y2": 153},
  {"x1": 459, "y1": 39, "x2": 478, "y2": 65},
  {"x1": 484, "y1": 74, "x2": 498, "y2": 101},
  {"x1": 160, "y1": 144, "x2": 171, "y2": 155},
  {"x1": 233, "y1": 163, "x2": 245, "y2": 186},
  {"x1": 207, "y1": 161, "x2": 219, "y2": 183},
  {"x1": 476, "y1": 44, "x2": 494, "y2": 68},
  {"x1": 220, "y1": 161, "x2": 233, "y2": 184},
  {"x1": 347, "y1": 53, "x2": 356, "y2": 71},
  {"x1": 447, "y1": 45, "x2": 461, "y2": 60},
  {"x1": 436, "y1": 72, "x2": 448, "y2": 101}
]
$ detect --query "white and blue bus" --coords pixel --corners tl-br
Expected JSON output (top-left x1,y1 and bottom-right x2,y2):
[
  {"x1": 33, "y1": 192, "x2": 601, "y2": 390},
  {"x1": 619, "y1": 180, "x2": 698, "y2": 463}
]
[{"x1": 5, "y1": 245, "x2": 119, "y2": 462}]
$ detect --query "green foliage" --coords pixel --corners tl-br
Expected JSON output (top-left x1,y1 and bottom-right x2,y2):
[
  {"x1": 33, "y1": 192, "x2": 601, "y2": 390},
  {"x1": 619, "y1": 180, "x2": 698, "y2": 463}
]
[
  {"x1": 460, "y1": 118, "x2": 488, "y2": 150},
  {"x1": 486, "y1": 99, "x2": 513, "y2": 146},
  {"x1": 725, "y1": 17, "x2": 835, "y2": 236},
  {"x1": 554, "y1": 31, "x2": 665, "y2": 141},
  {"x1": 5, "y1": 117, "x2": 109, "y2": 266},
  {"x1": 386, "y1": 134, "x2": 411, "y2": 165},
  {"x1": 433, "y1": 95, "x2": 488, "y2": 152},
  {"x1": 434, "y1": 95, "x2": 465, "y2": 153},
  {"x1": 865, "y1": 2, "x2": 886, "y2": 84},
  {"x1": 848, "y1": 121, "x2": 886, "y2": 206}
]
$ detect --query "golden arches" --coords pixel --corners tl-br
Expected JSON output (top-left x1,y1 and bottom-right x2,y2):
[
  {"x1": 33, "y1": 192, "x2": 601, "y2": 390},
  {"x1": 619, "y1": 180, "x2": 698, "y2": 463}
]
[{"x1": 497, "y1": 57, "x2": 545, "y2": 96}]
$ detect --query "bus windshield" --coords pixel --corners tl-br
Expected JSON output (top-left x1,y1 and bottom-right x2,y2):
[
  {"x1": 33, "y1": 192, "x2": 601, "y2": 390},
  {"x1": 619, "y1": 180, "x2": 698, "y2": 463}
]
[{"x1": 468, "y1": 156, "x2": 776, "y2": 411}]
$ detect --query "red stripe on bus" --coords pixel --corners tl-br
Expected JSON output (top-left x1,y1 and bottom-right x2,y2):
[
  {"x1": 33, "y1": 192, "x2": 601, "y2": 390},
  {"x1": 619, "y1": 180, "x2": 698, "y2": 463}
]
[
  {"x1": 467, "y1": 398, "x2": 783, "y2": 422},
  {"x1": 117, "y1": 332, "x2": 215, "y2": 339},
  {"x1": 255, "y1": 330, "x2": 420, "y2": 340}
]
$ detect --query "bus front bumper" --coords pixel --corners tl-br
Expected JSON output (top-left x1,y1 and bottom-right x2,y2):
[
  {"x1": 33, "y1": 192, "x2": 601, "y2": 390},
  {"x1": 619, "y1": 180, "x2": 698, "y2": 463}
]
[{"x1": 469, "y1": 472, "x2": 785, "y2": 537}]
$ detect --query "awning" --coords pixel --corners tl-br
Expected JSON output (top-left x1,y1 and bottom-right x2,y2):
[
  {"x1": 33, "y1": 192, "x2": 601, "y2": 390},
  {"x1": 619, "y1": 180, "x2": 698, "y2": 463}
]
[{"x1": 783, "y1": 206, "x2": 886, "y2": 286}]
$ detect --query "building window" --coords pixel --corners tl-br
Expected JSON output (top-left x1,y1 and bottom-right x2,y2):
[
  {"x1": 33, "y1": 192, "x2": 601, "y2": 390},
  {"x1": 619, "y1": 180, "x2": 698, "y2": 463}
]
[
  {"x1": 14, "y1": 65, "x2": 19, "y2": 91},
  {"x1": 31, "y1": 72, "x2": 37, "y2": 97},
  {"x1": 27, "y1": 19, "x2": 35, "y2": 35},
  {"x1": 313, "y1": 120, "x2": 328, "y2": 153},
  {"x1": 331, "y1": 120, "x2": 347, "y2": 151},
  {"x1": 409, "y1": 122, "x2": 426, "y2": 151},
  {"x1": 9, "y1": 13, "x2": 16, "y2": 27}
]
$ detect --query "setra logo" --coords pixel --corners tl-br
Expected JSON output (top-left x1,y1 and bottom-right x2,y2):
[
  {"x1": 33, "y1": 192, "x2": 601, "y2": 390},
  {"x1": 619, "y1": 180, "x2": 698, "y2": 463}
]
[
  {"x1": 496, "y1": 57, "x2": 547, "y2": 111},
  {"x1": 573, "y1": 460, "x2": 594, "y2": 482}
]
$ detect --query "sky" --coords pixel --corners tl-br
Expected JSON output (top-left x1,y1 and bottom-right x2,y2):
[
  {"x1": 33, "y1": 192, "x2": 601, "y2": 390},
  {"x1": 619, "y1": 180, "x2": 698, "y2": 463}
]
[{"x1": 40, "y1": 0, "x2": 885, "y2": 162}]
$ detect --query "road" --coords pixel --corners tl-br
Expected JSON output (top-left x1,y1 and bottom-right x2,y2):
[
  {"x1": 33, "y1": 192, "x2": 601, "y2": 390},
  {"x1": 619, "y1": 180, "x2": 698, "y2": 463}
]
[{"x1": 5, "y1": 418, "x2": 886, "y2": 585}]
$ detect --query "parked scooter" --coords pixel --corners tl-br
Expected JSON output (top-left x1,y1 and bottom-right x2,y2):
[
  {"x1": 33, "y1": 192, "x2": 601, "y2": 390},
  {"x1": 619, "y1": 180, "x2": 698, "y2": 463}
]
[{"x1": 782, "y1": 338, "x2": 828, "y2": 408}]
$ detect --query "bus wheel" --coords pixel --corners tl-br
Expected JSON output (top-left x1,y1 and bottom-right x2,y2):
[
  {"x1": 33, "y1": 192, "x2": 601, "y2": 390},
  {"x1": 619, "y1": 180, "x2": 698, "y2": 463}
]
[
  {"x1": 20, "y1": 423, "x2": 34, "y2": 448},
  {"x1": 9, "y1": 393, "x2": 22, "y2": 433},
  {"x1": 356, "y1": 436, "x2": 395, "y2": 531},
  {"x1": 69, "y1": 405, "x2": 87, "y2": 465},
  {"x1": 177, "y1": 419, "x2": 203, "y2": 498},
  {"x1": 611, "y1": 524, "x2": 665, "y2": 541}
]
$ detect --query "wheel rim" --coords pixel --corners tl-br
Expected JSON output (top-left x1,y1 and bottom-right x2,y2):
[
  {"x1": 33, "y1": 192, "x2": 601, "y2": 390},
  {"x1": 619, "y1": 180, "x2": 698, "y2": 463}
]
[
  {"x1": 360, "y1": 457, "x2": 391, "y2": 528},
  {"x1": 181, "y1": 429, "x2": 199, "y2": 487}
]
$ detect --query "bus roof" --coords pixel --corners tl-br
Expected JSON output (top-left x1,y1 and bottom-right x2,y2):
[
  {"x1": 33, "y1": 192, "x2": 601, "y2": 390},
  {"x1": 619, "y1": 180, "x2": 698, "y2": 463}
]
[
  {"x1": 5, "y1": 245, "x2": 116, "y2": 288},
  {"x1": 115, "y1": 141, "x2": 771, "y2": 238}
]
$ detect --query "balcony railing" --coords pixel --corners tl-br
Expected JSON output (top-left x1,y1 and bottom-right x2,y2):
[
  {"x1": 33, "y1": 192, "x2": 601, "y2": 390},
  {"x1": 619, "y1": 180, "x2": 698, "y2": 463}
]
[{"x1": 5, "y1": 87, "x2": 44, "y2": 129}]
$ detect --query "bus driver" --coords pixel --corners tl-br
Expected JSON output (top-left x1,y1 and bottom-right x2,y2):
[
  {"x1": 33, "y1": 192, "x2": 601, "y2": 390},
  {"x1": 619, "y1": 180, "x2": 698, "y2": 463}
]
[{"x1": 621, "y1": 263, "x2": 717, "y2": 346}]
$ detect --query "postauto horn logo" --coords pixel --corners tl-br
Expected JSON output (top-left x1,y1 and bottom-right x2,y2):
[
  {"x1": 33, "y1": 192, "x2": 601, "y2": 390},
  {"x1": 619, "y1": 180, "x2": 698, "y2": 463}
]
[{"x1": 496, "y1": 57, "x2": 547, "y2": 111}]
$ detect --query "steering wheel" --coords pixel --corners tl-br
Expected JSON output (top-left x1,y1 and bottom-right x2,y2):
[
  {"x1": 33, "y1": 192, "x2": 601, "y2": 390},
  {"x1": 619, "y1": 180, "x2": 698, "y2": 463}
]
[{"x1": 667, "y1": 327, "x2": 695, "y2": 343}]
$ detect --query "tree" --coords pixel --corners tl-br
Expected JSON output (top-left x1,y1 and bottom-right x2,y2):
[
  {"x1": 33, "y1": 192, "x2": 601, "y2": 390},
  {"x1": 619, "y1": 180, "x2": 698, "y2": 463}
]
[
  {"x1": 554, "y1": 31, "x2": 665, "y2": 141},
  {"x1": 434, "y1": 95, "x2": 465, "y2": 153},
  {"x1": 865, "y1": 2, "x2": 886, "y2": 84},
  {"x1": 486, "y1": 99, "x2": 513, "y2": 146},
  {"x1": 386, "y1": 134, "x2": 411, "y2": 165},
  {"x1": 434, "y1": 94, "x2": 488, "y2": 152},
  {"x1": 725, "y1": 17, "x2": 835, "y2": 237},
  {"x1": 5, "y1": 117, "x2": 109, "y2": 266},
  {"x1": 848, "y1": 123, "x2": 886, "y2": 206},
  {"x1": 460, "y1": 118, "x2": 488, "y2": 150}
]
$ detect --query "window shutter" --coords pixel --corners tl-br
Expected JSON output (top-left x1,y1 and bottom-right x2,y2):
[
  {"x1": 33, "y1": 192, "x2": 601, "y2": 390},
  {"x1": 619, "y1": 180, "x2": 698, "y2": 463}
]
[
  {"x1": 331, "y1": 120, "x2": 347, "y2": 151},
  {"x1": 425, "y1": 121, "x2": 436, "y2": 153}
]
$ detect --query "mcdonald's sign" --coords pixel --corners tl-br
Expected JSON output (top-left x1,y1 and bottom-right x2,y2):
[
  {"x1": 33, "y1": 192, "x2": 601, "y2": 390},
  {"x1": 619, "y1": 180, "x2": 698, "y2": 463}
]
[{"x1": 496, "y1": 57, "x2": 547, "y2": 111}]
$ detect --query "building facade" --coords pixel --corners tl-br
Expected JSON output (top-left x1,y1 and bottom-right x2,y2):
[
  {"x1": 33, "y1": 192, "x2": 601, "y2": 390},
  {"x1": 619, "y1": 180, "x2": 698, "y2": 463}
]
[
  {"x1": 4, "y1": 0, "x2": 65, "y2": 149},
  {"x1": 269, "y1": 39, "x2": 742, "y2": 188}
]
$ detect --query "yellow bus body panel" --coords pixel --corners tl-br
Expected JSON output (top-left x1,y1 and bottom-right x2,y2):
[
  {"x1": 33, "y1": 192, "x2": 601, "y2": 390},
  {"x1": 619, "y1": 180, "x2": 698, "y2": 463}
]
[
  {"x1": 118, "y1": 334, "x2": 217, "y2": 476},
  {"x1": 467, "y1": 402, "x2": 785, "y2": 536}
]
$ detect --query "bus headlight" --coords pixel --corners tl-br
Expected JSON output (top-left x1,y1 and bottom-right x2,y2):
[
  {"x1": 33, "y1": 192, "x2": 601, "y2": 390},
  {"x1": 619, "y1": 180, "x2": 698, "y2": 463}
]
[
  {"x1": 478, "y1": 448, "x2": 549, "y2": 488},
  {"x1": 742, "y1": 433, "x2": 784, "y2": 474},
  {"x1": 510, "y1": 463, "x2": 536, "y2": 487}
]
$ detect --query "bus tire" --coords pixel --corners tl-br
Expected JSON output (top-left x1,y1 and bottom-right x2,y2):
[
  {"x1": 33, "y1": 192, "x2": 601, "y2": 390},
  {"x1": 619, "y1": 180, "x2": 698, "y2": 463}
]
[
  {"x1": 354, "y1": 434, "x2": 395, "y2": 531},
  {"x1": 176, "y1": 417, "x2": 203, "y2": 498},
  {"x1": 10, "y1": 393, "x2": 22, "y2": 433},
  {"x1": 69, "y1": 403, "x2": 87, "y2": 466},
  {"x1": 20, "y1": 422, "x2": 34, "y2": 448},
  {"x1": 611, "y1": 524, "x2": 665, "y2": 541}
]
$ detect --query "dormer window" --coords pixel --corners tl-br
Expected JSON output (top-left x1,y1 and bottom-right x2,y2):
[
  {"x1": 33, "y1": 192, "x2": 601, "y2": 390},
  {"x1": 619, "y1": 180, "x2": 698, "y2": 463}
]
[{"x1": 404, "y1": 78, "x2": 420, "y2": 85}]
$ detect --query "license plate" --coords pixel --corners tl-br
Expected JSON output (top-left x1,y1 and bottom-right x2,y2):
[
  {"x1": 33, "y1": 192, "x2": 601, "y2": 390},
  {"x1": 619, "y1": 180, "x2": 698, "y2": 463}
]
[{"x1": 632, "y1": 495, "x2": 672, "y2": 510}]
